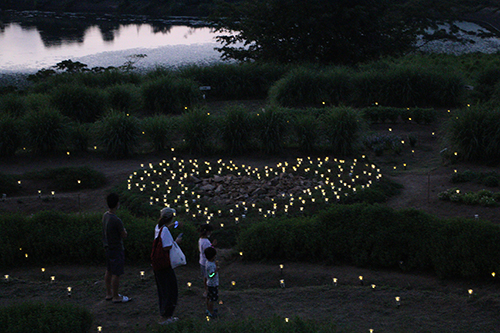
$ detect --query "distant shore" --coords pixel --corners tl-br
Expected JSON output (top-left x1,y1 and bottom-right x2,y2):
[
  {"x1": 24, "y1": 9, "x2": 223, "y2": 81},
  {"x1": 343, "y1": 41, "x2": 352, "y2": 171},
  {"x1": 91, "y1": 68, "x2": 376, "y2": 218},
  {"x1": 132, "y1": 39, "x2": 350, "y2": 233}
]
[{"x1": 466, "y1": 7, "x2": 500, "y2": 34}]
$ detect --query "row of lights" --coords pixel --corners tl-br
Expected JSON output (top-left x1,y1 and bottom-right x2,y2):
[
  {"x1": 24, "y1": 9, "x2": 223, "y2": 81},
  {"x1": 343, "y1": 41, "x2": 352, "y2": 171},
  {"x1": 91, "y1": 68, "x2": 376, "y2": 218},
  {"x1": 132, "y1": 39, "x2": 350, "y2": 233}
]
[{"x1": 4, "y1": 267, "x2": 494, "y2": 332}]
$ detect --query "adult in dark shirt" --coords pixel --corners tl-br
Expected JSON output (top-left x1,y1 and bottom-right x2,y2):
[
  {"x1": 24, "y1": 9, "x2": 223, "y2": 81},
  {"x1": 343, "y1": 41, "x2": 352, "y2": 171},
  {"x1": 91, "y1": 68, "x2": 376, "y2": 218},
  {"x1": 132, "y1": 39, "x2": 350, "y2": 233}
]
[{"x1": 102, "y1": 193, "x2": 131, "y2": 303}]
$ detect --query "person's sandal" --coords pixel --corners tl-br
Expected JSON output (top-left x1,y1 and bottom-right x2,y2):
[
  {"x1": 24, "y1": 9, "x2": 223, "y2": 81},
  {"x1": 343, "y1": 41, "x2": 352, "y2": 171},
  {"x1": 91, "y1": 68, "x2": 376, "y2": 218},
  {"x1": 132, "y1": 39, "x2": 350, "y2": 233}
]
[
  {"x1": 113, "y1": 295, "x2": 132, "y2": 303},
  {"x1": 159, "y1": 317, "x2": 178, "y2": 325}
]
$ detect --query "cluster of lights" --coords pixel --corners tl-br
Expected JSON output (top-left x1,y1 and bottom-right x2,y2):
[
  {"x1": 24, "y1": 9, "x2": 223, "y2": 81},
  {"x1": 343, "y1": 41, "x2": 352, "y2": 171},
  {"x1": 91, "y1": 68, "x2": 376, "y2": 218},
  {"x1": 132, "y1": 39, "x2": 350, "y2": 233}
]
[{"x1": 126, "y1": 156, "x2": 383, "y2": 221}]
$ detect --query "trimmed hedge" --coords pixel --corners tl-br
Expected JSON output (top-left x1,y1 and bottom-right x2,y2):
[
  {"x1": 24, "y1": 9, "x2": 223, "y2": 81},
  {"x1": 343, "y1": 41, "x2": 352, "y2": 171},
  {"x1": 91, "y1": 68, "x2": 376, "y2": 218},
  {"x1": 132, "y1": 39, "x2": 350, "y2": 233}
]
[
  {"x1": 238, "y1": 204, "x2": 500, "y2": 279},
  {"x1": 0, "y1": 210, "x2": 198, "y2": 268}
]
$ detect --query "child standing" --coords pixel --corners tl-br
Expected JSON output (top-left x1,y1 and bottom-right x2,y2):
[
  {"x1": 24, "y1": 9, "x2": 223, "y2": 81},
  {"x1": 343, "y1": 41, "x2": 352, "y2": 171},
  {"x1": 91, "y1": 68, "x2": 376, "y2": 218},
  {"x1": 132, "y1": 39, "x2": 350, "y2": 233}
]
[
  {"x1": 198, "y1": 225, "x2": 217, "y2": 297},
  {"x1": 204, "y1": 246, "x2": 219, "y2": 318}
]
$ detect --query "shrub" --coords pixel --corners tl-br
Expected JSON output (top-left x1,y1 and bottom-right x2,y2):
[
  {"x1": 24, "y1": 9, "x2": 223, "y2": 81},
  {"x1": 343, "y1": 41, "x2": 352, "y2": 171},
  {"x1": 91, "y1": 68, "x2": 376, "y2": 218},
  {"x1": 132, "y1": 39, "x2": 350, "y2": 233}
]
[
  {"x1": 378, "y1": 107, "x2": 401, "y2": 123},
  {"x1": 179, "y1": 108, "x2": 214, "y2": 154},
  {"x1": 0, "y1": 209, "x2": 199, "y2": 267},
  {"x1": 178, "y1": 62, "x2": 287, "y2": 100},
  {"x1": 451, "y1": 170, "x2": 478, "y2": 183},
  {"x1": 0, "y1": 115, "x2": 22, "y2": 156},
  {"x1": 76, "y1": 69, "x2": 142, "y2": 88},
  {"x1": 22, "y1": 108, "x2": 68, "y2": 154},
  {"x1": 50, "y1": 84, "x2": 108, "y2": 123},
  {"x1": 96, "y1": 111, "x2": 140, "y2": 158},
  {"x1": 255, "y1": 108, "x2": 287, "y2": 154},
  {"x1": 483, "y1": 175, "x2": 499, "y2": 187},
  {"x1": 430, "y1": 218, "x2": 500, "y2": 278},
  {"x1": 239, "y1": 203, "x2": 500, "y2": 278},
  {"x1": 141, "y1": 76, "x2": 200, "y2": 115},
  {"x1": 0, "y1": 302, "x2": 93, "y2": 333},
  {"x1": 69, "y1": 122, "x2": 91, "y2": 152},
  {"x1": 446, "y1": 106, "x2": 500, "y2": 162},
  {"x1": 142, "y1": 115, "x2": 178, "y2": 152},
  {"x1": 352, "y1": 66, "x2": 464, "y2": 107},
  {"x1": 320, "y1": 107, "x2": 363, "y2": 155},
  {"x1": 24, "y1": 93, "x2": 52, "y2": 113},
  {"x1": 269, "y1": 67, "x2": 352, "y2": 107},
  {"x1": 350, "y1": 70, "x2": 385, "y2": 107},
  {"x1": 0, "y1": 93, "x2": 28, "y2": 117},
  {"x1": 106, "y1": 84, "x2": 142, "y2": 114},
  {"x1": 410, "y1": 107, "x2": 438, "y2": 124},
  {"x1": 219, "y1": 105, "x2": 254, "y2": 155},
  {"x1": 473, "y1": 67, "x2": 500, "y2": 102},
  {"x1": 292, "y1": 114, "x2": 320, "y2": 153}
]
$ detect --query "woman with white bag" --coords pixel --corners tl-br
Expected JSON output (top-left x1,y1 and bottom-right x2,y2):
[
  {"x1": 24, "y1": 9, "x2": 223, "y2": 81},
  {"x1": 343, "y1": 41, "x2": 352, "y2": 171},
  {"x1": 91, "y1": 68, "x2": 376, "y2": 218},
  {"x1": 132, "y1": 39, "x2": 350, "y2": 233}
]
[{"x1": 151, "y1": 207, "x2": 185, "y2": 325}]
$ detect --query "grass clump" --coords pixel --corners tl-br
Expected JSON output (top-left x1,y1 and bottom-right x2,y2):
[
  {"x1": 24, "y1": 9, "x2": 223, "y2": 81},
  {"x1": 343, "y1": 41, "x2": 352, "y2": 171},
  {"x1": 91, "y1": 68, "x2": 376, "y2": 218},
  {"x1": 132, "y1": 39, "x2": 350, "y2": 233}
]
[
  {"x1": 255, "y1": 108, "x2": 287, "y2": 154},
  {"x1": 179, "y1": 108, "x2": 214, "y2": 154},
  {"x1": 0, "y1": 93, "x2": 29, "y2": 117},
  {"x1": 50, "y1": 84, "x2": 108, "y2": 123},
  {"x1": 292, "y1": 114, "x2": 320, "y2": 153},
  {"x1": 352, "y1": 65, "x2": 465, "y2": 107},
  {"x1": 0, "y1": 302, "x2": 93, "y2": 333},
  {"x1": 178, "y1": 62, "x2": 287, "y2": 100},
  {"x1": 218, "y1": 105, "x2": 254, "y2": 155},
  {"x1": 0, "y1": 115, "x2": 22, "y2": 156},
  {"x1": 106, "y1": 84, "x2": 142, "y2": 114},
  {"x1": 68, "y1": 122, "x2": 92, "y2": 152},
  {"x1": 269, "y1": 67, "x2": 351, "y2": 108},
  {"x1": 142, "y1": 75, "x2": 200, "y2": 115},
  {"x1": 96, "y1": 111, "x2": 140, "y2": 158},
  {"x1": 22, "y1": 108, "x2": 68, "y2": 154},
  {"x1": 321, "y1": 107, "x2": 364, "y2": 156},
  {"x1": 142, "y1": 114, "x2": 178, "y2": 152},
  {"x1": 446, "y1": 106, "x2": 500, "y2": 163}
]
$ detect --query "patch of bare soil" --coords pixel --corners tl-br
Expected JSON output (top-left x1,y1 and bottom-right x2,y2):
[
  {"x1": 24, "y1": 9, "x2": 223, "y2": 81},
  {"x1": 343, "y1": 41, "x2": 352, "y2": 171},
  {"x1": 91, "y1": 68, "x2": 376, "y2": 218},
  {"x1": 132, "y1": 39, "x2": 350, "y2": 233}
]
[
  {"x1": 2, "y1": 257, "x2": 500, "y2": 332},
  {"x1": 1, "y1": 109, "x2": 500, "y2": 332}
]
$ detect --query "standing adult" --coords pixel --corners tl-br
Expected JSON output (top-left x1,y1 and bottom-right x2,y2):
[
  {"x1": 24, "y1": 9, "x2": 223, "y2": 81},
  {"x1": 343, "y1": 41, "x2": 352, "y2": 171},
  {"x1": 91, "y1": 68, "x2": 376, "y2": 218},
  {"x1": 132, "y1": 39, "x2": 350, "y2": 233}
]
[
  {"x1": 153, "y1": 207, "x2": 182, "y2": 325},
  {"x1": 102, "y1": 193, "x2": 131, "y2": 303}
]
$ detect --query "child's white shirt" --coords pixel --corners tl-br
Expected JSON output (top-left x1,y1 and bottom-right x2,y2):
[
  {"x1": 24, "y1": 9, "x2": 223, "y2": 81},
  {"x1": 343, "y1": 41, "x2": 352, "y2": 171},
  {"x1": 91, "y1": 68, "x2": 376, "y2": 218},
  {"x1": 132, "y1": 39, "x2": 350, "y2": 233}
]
[
  {"x1": 206, "y1": 260, "x2": 219, "y2": 287},
  {"x1": 199, "y1": 238, "x2": 212, "y2": 265}
]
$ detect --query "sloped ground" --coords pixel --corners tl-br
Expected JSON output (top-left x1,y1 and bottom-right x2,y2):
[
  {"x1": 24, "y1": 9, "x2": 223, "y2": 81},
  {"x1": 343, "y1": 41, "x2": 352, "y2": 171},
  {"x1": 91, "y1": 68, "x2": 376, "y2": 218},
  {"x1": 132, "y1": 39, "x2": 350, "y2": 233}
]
[{"x1": 1, "y1": 106, "x2": 500, "y2": 331}]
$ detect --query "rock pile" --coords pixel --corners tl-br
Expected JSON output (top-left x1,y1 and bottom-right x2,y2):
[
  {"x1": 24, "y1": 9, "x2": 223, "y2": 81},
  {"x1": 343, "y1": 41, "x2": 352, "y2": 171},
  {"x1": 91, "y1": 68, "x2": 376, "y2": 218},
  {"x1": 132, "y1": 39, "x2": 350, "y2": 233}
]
[{"x1": 186, "y1": 173, "x2": 322, "y2": 206}]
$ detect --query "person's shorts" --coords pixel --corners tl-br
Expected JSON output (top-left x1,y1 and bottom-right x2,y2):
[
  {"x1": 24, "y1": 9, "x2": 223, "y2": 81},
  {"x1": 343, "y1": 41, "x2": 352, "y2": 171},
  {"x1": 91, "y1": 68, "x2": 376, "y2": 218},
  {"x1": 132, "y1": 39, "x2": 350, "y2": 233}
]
[
  {"x1": 207, "y1": 286, "x2": 218, "y2": 302},
  {"x1": 106, "y1": 249, "x2": 125, "y2": 276},
  {"x1": 200, "y1": 264, "x2": 207, "y2": 279}
]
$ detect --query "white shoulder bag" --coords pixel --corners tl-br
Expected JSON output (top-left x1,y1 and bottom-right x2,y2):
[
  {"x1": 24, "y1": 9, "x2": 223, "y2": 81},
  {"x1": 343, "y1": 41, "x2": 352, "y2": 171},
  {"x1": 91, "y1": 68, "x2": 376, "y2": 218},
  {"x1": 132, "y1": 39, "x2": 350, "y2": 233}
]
[{"x1": 170, "y1": 242, "x2": 187, "y2": 268}]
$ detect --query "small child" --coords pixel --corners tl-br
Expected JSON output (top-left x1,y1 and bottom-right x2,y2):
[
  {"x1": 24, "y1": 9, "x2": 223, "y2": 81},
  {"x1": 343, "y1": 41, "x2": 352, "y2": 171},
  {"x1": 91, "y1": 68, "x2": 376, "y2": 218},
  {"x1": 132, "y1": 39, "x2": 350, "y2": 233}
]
[
  {"x1": 204, "y1": 246, "x2": 219, "y2": 318},
  {"x1": 198, "y1": 224, "x2": 217, "y2": 297}
]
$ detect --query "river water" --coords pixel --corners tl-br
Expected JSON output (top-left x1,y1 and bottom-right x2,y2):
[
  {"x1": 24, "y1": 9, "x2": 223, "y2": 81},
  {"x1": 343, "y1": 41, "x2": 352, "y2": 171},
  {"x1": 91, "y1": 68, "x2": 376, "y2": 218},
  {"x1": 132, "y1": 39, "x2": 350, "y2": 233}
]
[
  {"x1": 0, "y1": 11, "x2": 227, "y2": 74},
  {"x1": 1, "y1": 11, "x2": 499, "y2": 77}
]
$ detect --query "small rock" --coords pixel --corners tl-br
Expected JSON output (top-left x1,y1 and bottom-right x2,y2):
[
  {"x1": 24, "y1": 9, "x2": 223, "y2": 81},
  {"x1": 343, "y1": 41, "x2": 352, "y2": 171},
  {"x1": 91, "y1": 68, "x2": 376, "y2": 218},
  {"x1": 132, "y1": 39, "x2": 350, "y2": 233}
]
[{"x1": 200, "y1": 184, "x2": 215, "y2": 191}]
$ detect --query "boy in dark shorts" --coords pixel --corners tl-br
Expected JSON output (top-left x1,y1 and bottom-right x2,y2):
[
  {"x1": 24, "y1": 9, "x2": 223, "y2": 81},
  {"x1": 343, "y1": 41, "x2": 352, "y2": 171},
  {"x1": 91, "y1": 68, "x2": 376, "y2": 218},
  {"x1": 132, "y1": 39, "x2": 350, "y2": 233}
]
[
  {"x1": 204, "y1": 246, "x2": 219, "y2": 318},
  {"x1": 102, "y1": 193, "x2": 131, "y2": 303}
]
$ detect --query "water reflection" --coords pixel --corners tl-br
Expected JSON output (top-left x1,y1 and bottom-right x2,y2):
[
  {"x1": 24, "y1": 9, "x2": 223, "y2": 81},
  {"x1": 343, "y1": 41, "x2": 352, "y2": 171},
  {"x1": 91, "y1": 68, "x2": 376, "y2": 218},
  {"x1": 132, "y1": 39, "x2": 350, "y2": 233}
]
[
  {"x1": 1, "y1": 11, "x2": 176, "y2": 47},
  {"x1": 0, "y1": 11, "x2": 220, "y2": 72}
]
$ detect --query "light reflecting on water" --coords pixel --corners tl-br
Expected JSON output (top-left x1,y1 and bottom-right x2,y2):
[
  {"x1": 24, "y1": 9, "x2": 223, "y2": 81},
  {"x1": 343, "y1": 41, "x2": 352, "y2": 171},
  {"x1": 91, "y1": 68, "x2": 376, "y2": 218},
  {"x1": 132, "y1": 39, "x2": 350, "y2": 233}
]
[{"x1": 0, "y1": 21, "x2": 223, "y2": 73}]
